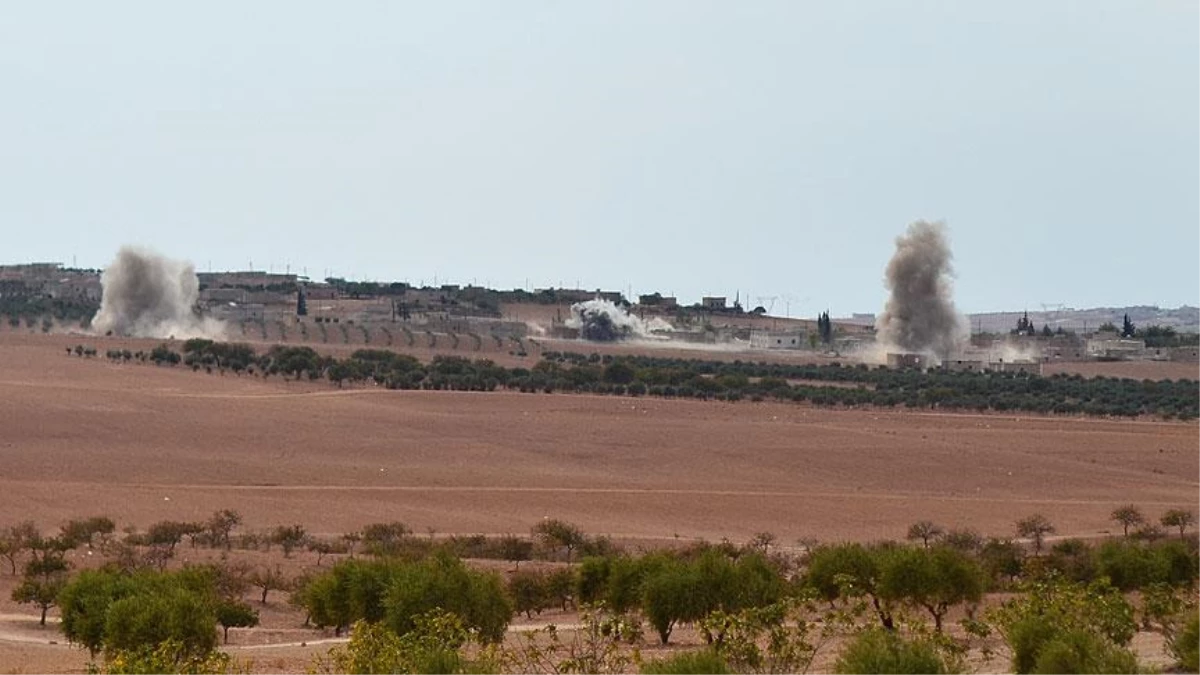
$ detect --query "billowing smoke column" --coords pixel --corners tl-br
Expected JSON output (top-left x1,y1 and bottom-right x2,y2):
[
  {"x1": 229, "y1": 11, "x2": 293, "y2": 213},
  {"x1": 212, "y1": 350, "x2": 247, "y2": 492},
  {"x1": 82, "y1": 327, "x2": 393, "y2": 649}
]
[
  {"x1": 874, "y1": 220, "x2": 968, "y2": 361},
  {"x1": 91, "y1": 246, "x2": 224, "y2": 339},
  {"x1": 566, "y1": 299, "x2": 672, "y2": 342}
]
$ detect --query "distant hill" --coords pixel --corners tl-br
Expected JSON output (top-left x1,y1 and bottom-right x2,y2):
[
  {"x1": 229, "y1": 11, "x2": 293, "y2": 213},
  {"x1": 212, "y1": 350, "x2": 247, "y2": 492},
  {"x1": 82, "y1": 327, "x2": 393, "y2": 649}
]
[{"x1": 965, "y1": 305, "x2": 1199, "y2": 334}]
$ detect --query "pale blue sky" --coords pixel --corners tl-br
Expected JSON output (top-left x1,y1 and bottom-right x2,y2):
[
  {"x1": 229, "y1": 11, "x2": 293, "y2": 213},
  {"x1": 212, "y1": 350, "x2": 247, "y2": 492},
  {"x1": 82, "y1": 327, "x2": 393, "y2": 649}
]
[{"x1": 1, "y1": 1, "x2": 1196, "y2": 315}]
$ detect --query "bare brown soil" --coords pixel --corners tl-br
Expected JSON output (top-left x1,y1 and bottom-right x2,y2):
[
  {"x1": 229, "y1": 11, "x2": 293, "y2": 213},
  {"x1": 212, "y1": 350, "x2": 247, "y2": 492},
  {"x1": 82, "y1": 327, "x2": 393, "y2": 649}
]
[{"x1": 0, "y1": 330, "x2": 1195, "y2": 672}]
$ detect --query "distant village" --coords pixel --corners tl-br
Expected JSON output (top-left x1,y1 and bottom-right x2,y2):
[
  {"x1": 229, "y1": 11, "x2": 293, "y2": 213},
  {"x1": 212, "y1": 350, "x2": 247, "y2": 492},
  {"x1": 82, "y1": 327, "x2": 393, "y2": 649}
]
[{"x1": 1, "y1": 262, "x2": 1197, "y2": 372}]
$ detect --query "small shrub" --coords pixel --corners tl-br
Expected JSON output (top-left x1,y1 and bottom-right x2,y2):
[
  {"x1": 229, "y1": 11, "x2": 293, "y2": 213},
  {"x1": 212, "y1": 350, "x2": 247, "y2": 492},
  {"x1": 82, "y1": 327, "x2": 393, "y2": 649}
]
[{"x1": 640, "y1": 648, "x2": 730, "y2": 674}]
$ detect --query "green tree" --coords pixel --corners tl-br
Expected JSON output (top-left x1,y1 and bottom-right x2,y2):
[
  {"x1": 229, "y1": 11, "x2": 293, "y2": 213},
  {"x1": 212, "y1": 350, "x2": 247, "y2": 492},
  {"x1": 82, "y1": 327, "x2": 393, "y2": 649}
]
[
  {"x1": 509, "y1": 570, "x2": 549, "y2": 619},
  {"x1": 59, "y1": 568, "x2": 222, "y2": 662},
  {"x1": 270, "y1": 524, "x2": 307, "y2": 558},
  {"x1": 215, "y1": 600, "x2": 258, "y2": 644},
  {"x1": 988, "y1": 576, "x2": 1136, "y2": 674},
  {"x1": 205, "y1": 510, "x2": 241, "y2": 551},
  {"x1": 879, "y1": 546, "x2": 984, "y2": 632},
  {"x1": 12, "y1": 535, "x2": 71, "y2": 625},
  {"x1": 1121, "y1": 313, "x2": 1135, "y2": 338},
  {"x1": 60, "y1": 516, "x2": 116, "y2": 550},
  {"x1": 805, "y1": 543, "x2": 895, "y2": 630},
  {"x1": 533, "y1": 519, "x2": 586, "y2": 561},
  {"x1": 249, "y1": 565, "x2": 288, "y2": 605},
  {"x1": 148, "y1": 520, "x2": 196, "y2": 554},
  {"x1": 384, "y1": 553, "x2": 512, "y2": 643},
  {"x1": 1110, "y1": 505, "x2": 1144, "y2": 538},
  {"x1": 642, "y1": 561, "x2": 701, "y2": 644},
  {"x1": 905, "y1": 521, "x2": 944, "y2": 549},
  {"x1": 103, "y1": 586, "x2": 218, "y2": 660},
  {"x1": 360, "y1": 521, "x2": 412, "y2": 556},
  {"x1": 499, "y1": 534, "x2": 533, "y2": 571},
  {"x1": 0, "y1": 521, "x2": 38, "y2": 575},
  {"x1": 1015, "y1": 514, "x2": 1055, "y2": 555},
  {"x1": 1161, "y1": 509, "x2": 1195, "y2": 539}
]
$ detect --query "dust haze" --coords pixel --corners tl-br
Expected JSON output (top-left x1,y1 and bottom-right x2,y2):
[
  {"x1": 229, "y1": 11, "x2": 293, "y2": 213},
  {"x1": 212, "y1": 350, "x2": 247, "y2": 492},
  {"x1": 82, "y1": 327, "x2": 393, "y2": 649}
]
[
  {"x1": 874, "y1": 220, "x2": 968, "y2": 361},
  {"x1": 91, "y1": 247, "x2": 224, "y2": 339},
  {"x1": 566, "y1": 299, "x2": 672, "y2": 341}
]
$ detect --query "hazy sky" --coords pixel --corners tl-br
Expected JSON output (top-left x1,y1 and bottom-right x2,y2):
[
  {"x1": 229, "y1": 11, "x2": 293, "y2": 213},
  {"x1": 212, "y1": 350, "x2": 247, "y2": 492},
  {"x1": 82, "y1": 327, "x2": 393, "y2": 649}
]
[{"x1": 2, "y1": 1, "x2": 1196, "y2": 315}]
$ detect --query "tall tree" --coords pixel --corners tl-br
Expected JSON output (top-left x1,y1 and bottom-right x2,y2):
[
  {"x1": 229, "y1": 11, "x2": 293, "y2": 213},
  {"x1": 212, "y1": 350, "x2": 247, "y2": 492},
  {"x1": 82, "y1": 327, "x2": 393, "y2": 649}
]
[{"x1": 1121, "y1": 313, "x2": 1136, "y2": 338}]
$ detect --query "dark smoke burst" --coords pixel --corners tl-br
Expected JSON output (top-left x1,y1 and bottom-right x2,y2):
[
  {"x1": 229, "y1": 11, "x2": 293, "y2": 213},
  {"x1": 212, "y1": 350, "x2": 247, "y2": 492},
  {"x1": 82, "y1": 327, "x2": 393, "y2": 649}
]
[
  {"x1": 875, "y1": 220, "x2": 967, "y2": 360},
  {"x1": 91, "y1": 246, "x2": 223, "y2": 339}
]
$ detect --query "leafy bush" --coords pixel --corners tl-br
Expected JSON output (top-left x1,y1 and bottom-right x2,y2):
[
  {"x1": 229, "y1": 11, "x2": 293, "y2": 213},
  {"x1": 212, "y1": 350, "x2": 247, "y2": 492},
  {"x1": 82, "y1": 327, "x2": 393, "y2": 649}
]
[
  {"x1": 640, "y1": 648, "x2": 730, "y2": 674},
  {"x1": 1168, "y1": 610, "x2": 1199, "y2": 672},
  {"x1": 833, "y1": 628, "x2": 957, "y2": 674}
]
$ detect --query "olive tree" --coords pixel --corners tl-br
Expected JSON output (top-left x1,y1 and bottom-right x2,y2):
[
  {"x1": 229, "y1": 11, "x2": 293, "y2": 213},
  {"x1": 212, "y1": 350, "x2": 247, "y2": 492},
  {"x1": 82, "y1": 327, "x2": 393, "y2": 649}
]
[
  {"x1": 1015, "y1": 514, "x2": 1055, "y2": 555},
  {"x1": 1110, "y1": 505, "x2": 1145, "y2": 538}
]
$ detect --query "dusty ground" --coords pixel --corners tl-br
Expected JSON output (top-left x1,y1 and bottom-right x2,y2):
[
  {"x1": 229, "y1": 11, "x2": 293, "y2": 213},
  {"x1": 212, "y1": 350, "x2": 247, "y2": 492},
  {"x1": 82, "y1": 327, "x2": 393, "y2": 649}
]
[{"x1": 0, "y1": 330, "x2": 1195, "y2": 672}]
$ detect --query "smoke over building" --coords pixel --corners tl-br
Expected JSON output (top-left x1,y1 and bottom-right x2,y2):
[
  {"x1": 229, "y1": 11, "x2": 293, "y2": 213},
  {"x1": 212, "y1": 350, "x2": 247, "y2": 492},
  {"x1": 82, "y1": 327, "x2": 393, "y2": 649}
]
[
  {"x1": 91, "y1": 246, "x2": 224, "y2": 339},
  {"x1": 566, "y1": 299, "x2": 672, "y2": 342},
  {"x1": 875, "y1": 220, "x2": 967, "y2": 361}
]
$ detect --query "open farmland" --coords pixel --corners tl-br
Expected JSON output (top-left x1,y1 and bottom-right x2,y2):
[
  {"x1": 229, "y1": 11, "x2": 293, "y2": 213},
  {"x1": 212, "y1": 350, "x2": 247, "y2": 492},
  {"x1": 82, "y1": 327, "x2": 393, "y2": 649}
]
[{"x1": 1, "y1": 331, "x2": 1194, "y2": 544}]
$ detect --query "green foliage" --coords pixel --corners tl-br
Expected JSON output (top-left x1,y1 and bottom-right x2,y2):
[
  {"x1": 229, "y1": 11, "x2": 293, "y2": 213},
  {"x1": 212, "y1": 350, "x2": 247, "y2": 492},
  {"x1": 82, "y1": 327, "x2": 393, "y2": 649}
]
[
  {"x1": 1015, "y1": 514, "x2": 1055, "y2": 555},
  {"x1": 13, "y1": 535, "x2": 70, "y2": 625},
  {"x1": 103, "y1": 586, "x2": 217, "y2": 659},
  {"x1": 299, "y1": 555, "x2": 512, "y2": 643},
  {"x1": 94, "y1": 640, "x2": 238, "y2": 674},
  {"x1": 100, "y1": 338, "x2": 1200, "y2": 418},
  {"x1": 59, "y1": 568, "x2": 219, "y2": 660},
  {"x1": 532, "y1": 519, "x2": 586, "y2": 561},
  {"x1": 1027, "y1": 628, "x2": 1138, "y2": 674},
  {"x1": 988, "y1": 576, "x2": 1136, "y2": 674},
  {"x1": 321, "y1": 612, "x2": 473, "y2": 675},
  {"x1": 1161, "y1": 509, "x2": 1196, "y2": 538},
  {"x1": 878, "y1": 546, "x2": 984, "y2": 631},
  {"x1": 641, "y1": 550, "x2": 785, "y2": 644},
  {"x1": 640, "y1": 649, "x2": 730, "y2": 674},
  {"x1": 215, "y1": 600, "x2": 258, "y2": 644},
  {"x1": 61, "y1": 516, "x2": 116, "y2": 549},
  {"x1": 1169, "y1": 610, "x2": 1199, "y2": 672},
  {"x1": 385, "y1": 553, "x2": 512, "y2": 643},
  {"x1": 360, "y1": 521, "x2": 413, "y2": 557},
  {"x1": 833, "y1": 628, "x2": 957, "y2": 674}
]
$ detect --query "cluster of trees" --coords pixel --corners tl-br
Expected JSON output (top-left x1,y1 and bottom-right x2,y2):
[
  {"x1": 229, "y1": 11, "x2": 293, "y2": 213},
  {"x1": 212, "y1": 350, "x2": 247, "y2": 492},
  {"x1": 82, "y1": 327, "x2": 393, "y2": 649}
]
[
  {"x1": 103, "y1": 341, "x2": 1200, "y2": 419},
  {"x1": 58, "y1": 567, "x2": 253, "y2": 656},
  {"x1": 816, "y1": 311, "x2": 834, "y2": 343},
  {"x1": 2, "y1": 505, "x2": 1197, "y2": 674},
  {"x1": 0, "y1": 292, "x2": 98, "y2": 327},
  {"x1": 293, "y1": 553, "x2": 511, "y2": 641}
]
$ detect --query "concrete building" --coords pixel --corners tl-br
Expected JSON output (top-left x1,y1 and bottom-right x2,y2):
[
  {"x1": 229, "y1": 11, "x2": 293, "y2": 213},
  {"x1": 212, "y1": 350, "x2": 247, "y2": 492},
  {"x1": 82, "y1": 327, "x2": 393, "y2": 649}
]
[
  {"x1": 990, "y1": 360, "x2": 1042, "y2": 375},
  {"x1": 1085, "y1": 337, "x2": 1146, "y2": 360},
  {"x1": 942, "y1": 358, "x2": 987, "y2": 373},
  {"x1": 750, "y1": 331, "x2": 807, "y2": 350},
  {"x1": 702, "y1": 296, "x2": 727, "y2": 310},
  {"x1": 887, "y1": 353, "x2": 927, "y2": 369},
  {"x1": 638, "y1": 293, "x2": 678, "y2": 309}
]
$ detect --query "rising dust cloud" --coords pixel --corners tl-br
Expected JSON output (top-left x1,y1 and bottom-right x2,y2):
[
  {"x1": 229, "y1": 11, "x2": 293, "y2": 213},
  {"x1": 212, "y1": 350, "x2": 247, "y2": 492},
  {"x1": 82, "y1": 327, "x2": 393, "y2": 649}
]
[
  {"x1": 91, "y1": 246, "x2": 224, "y2": 339},
  {"x1": 566, "y1": 299, "x2": 672, "y2": 342},
  {"x1": 874, "y1": 220, "x2": 968, "y2": 361}
]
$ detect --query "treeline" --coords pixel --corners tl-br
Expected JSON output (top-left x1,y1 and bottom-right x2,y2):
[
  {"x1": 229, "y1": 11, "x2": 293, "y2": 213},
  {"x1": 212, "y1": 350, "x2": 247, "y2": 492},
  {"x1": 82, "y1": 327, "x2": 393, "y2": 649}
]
[
  {"x1": 3, "y1": 507, "x2": 1197, "y2": 674},
  {"x1": 2, "y1": 294, "x2": 96, "y2": 328},
  {"x1": 85, "y1": 340, "x2": 1200, "y2": 419}
]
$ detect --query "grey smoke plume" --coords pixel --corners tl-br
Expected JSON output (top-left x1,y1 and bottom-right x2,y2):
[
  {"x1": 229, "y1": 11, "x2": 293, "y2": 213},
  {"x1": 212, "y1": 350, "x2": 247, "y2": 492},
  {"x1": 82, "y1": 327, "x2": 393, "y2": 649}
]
[
  {"x1": 566, "y1": 299, "x2": 672, "y2": 342},
  {"x1": 875, "y1": 220, "x2": 967, "y2": 360},
  {"x1": 91, "y1": 246, "x2": 224, "y2": 339}
]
